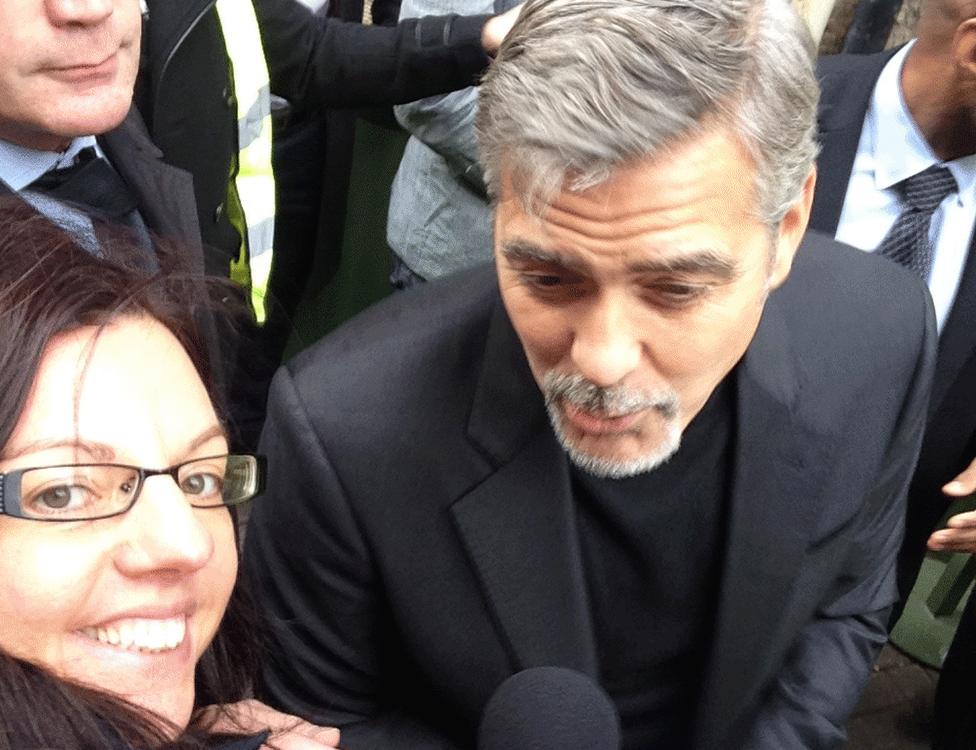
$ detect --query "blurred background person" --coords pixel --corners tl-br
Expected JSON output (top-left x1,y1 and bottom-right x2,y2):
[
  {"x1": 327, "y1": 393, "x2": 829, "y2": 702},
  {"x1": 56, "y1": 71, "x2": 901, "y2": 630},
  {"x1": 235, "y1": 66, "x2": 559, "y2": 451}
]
[{"x1": 386, "y1": 0, "x2": 520, "y2": 289}]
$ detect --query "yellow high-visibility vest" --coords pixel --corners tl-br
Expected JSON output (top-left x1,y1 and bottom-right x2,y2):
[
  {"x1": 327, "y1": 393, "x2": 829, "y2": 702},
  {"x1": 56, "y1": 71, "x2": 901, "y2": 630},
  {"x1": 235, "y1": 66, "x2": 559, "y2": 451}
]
[{"x1": 215, "y1": 0, "x2": 275, "y2": 321}]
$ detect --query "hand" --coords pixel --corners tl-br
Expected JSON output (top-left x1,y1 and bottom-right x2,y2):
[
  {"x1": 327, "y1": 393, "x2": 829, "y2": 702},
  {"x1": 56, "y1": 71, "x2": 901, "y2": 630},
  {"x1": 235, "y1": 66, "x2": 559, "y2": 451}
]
[
  {"x1": 200, "y1": 699, "x2": 341, "y2": 749},
  {"x1": 481, "y1": 4, "x2": 523, "y2": 56},
  {"x1": 926, "y1": 456, "x2": 976, "y2": 553}
]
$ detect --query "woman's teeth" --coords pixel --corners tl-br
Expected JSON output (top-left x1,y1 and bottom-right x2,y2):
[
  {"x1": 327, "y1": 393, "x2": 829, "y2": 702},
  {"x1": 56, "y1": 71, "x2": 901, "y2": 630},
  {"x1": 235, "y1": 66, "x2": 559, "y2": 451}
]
[{"x1": 80, "y1": 616, "x2": 186, "y2": 653}]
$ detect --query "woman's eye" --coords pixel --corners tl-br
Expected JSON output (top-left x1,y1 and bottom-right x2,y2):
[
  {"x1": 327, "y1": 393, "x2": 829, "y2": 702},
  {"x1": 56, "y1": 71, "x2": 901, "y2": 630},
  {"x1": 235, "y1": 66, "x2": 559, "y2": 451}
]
[
  {"x1": 180, "y1": 472, "x2": 223, "y2": 498},
  {"x1": 31, "y1": 485, "x2": 90, "y2": 512}
]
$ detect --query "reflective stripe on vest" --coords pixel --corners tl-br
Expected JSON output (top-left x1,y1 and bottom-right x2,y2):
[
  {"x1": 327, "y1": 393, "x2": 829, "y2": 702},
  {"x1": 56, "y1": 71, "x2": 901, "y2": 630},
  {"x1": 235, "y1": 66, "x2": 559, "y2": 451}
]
[{"x1": 214, "y1": 0, "x2": 274, "y2": 321}]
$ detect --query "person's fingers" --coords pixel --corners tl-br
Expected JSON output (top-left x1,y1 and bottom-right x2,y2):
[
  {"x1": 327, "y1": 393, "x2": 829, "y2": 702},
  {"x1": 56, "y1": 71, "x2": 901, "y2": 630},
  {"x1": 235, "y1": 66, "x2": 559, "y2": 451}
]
[
  {"x1": 262, "y1": 724, "x2": 341, "y2": 749},
  {"x1": 482, "y1": 4, "x2": 523, "y2": 55},
  {"x1": 203, "y1": 699, "x2": 340, "y2": 747},
  {"x1": 927, "y1": 512, "x2": 976, "y2": 552},
  {"x1": 942, "y1": 455, "x2": 976, "y2": 496}
]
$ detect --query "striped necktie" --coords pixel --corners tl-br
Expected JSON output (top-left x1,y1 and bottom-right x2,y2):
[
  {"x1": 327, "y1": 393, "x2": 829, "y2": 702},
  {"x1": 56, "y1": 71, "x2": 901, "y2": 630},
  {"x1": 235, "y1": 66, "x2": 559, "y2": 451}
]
[{"x1": 877, "y1": 165, "x2": 958, "y2": 279}]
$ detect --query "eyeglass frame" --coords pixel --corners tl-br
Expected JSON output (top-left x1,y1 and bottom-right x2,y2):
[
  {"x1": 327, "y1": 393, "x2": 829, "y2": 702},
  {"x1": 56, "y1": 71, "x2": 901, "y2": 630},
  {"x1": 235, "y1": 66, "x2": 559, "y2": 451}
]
[{"x1": 0, "y1": 453, "x2": 266, "y2": 522}]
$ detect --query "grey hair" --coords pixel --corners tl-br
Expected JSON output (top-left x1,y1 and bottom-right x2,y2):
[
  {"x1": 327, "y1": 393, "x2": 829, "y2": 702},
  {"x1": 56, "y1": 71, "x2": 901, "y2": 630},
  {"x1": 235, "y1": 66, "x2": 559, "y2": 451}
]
[{"x1": 476, "y1": 0, "x2": 820, "y2": 226}]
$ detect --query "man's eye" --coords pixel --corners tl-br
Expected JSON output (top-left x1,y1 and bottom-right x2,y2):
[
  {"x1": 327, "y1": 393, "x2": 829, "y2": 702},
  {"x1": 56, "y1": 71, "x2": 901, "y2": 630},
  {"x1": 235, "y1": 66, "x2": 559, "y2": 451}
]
[
  {"x1": 522, "y1": 273, "x2": 565, "y2": 288},
  {"x1": 646, "y1": 282, "x2": 707, "y2": 307},
  {"x1": 519, "y1": 272, "x2": 588, "y2": 301},
  {"x1": 180, "y1": 472, "x2": 223, "y2": 498}
]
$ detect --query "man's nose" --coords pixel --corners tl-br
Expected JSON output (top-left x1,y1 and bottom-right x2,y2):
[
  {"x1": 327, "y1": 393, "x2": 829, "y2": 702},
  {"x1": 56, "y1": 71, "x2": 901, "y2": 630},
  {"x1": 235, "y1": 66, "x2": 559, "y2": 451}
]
[
  {"x1": 114, "y1": 475, "x2": 216, "y2": 579},
  {"x1": 46, "y1": 0, "x2": 113, "y2": 26},
  {"x1": 569, "y1": 296, "x2": 642, "y2": 387}
]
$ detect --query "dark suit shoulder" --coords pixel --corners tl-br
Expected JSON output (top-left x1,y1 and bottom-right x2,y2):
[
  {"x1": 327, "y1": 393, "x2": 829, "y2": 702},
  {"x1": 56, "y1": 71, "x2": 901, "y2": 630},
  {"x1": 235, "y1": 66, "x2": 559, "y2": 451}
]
[
  {"x1": 786, "y1": 231, "x2": 931, "y2": 337},
  {"x1": 816, "y1": 48, "x2": 899, "y2": 131},
  {"x1": 816, "y1": 49, "x2": 894, "y2": 79},
  {"x1": 779, "y1": 232, "x2": 934, "y2": 405},
  {"x1": 285, "y1": 264, "x2": 501, "y2": 438},
  {"x1": 274, "y1": 265, "x2": 507, "y2": 518}
]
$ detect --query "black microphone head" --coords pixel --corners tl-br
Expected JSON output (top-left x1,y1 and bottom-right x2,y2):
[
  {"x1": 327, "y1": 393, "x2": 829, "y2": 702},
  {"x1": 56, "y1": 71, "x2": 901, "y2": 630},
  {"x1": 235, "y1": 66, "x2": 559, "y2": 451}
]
[{"x1": 478, "y1": 666, "x2": 621, "y2": 750}]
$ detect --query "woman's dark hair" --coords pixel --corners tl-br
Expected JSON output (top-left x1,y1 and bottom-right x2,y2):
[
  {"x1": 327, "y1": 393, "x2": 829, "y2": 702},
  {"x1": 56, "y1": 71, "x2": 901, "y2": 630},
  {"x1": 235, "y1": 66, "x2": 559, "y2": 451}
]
[{"x1": 0, "y1": 201, "x2": 260, "y2": 749}]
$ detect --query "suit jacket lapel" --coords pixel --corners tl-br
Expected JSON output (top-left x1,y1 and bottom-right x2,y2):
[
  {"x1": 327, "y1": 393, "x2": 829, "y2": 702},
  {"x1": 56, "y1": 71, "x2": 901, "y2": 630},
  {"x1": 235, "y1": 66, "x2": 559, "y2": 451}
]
[
  {"x1": 930, "y1": 232, "x2": 976, "y2": 415},
  {"x1": 142, "y1": 0, "x2": 217, "y2": 95},
  {"x1": 696, "y1": 293, "x2": 837, "y2": 749},
  {"x1": 450, "y1": 300, "x2": 598, "y2": 677},
  {"x1": 99, "y1": 108, "x2": 205, "y2": 275},
  {"x1": 810, "y1": 50, "x2": 898, "y2": 234}
]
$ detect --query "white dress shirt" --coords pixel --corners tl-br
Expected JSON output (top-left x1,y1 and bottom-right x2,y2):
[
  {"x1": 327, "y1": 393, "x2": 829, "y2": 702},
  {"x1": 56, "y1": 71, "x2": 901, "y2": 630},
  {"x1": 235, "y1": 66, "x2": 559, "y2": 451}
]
[{"x1": 835, "y1": 42, "x2": 976, "y2": 332}]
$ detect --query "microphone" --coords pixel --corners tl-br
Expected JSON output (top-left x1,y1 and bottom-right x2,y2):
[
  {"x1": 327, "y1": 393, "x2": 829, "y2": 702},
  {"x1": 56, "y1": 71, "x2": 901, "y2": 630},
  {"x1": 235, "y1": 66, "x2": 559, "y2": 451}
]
[{"x1": 477, "y1": 666, "x2": 621, "y2": 750}]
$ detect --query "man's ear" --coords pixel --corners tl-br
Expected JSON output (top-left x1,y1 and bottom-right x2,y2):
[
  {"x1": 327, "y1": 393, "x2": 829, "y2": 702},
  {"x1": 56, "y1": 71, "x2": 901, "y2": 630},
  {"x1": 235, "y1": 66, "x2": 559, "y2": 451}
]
[
  {"x1": 953, "y1": 18, "x2": 976, "y2": 80},
  {"x1": 768, "y1": 166, "x2": 816, "y2": 290}
]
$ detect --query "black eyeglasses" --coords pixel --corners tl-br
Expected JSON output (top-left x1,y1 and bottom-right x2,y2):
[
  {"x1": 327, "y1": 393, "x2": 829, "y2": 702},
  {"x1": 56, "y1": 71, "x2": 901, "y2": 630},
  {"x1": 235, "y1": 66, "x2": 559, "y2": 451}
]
[{"x1": 0, "y1": 454, "x2": 265, "y2": 522}]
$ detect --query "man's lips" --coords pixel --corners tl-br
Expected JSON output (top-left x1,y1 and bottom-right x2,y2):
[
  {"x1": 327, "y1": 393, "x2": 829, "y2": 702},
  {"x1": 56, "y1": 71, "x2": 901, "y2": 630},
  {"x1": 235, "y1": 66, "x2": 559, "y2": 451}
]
[
  {"x1": 45, "y1": 53, "x2": 119, "y2": 83},
  {"x1": 561, "y1": 400, "x2": 644, "y2": 435}
]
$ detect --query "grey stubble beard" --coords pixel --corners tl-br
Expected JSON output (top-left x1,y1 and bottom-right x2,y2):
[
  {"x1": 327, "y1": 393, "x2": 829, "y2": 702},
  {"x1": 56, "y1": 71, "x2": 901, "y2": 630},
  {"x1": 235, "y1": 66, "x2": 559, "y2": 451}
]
[{"x1": 542, "y1": 371, "x2": 682, "y2": 479}]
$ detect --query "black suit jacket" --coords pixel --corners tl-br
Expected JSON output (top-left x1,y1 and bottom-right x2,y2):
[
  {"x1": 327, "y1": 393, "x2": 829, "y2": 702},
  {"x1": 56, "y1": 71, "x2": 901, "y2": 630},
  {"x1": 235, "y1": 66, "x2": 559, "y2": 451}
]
[
  {"x1": 244, "y1": 233, "x2": 936, "y2": 749},
  {"x1": 811, "y1": 50, "x2": 976, "y2": 598},
  {"x1": 98, "y1": 109, "x2": 206, "y2": 275}
]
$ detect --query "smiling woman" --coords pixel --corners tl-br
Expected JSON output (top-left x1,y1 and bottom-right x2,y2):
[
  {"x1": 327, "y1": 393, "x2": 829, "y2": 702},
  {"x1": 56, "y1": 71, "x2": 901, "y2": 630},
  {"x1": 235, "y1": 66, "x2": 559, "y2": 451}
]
[{"x1": 0, "y1": 204, "x2": 331, "y2": 749}]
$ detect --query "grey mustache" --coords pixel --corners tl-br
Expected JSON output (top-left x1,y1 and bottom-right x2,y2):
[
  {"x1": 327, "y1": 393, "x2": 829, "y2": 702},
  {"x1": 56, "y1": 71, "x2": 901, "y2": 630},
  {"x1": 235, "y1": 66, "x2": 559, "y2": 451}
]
[{"x1": 542, "y1": 372, "x2": 679, "y2": 419}]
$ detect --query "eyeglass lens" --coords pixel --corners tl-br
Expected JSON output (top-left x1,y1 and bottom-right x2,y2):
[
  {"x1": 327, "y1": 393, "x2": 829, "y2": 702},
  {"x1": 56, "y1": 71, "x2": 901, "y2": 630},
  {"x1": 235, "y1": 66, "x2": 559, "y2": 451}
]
[{"x1": 14, "y1": 455, "x2": 259, "y2": 521}]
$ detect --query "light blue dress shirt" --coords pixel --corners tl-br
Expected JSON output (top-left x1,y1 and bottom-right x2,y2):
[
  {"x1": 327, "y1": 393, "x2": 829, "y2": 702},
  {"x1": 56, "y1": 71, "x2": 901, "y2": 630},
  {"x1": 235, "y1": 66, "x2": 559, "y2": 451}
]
[
  {"x1": 0, "y1": 135, "x2": 107, "y2": 255},
  {"x1": 835, "y1": 42, "x2": 976, "y2": 332}
]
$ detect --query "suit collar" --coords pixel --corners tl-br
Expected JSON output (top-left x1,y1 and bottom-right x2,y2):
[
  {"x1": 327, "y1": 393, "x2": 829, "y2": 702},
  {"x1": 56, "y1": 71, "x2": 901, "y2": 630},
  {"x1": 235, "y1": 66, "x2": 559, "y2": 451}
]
[
  {"x1": 450, "y1": 430, "x2": 599, "y2": 676},
  {"x1": 466, "y1": 298, "x2": 550, "y2": 464},
  {"x1": 811, "y1": 49, "x2": 900, "y2": 234},
  {"x1": 99, "y1": 108, "x2": 205, "y2": 275},
  {"x1": 455, "y1": 298, "x2": 597, "y2": 674},
  {"x1": 932, "y1": 234, "x2": 976, "y2": 414},
  {"x1": 0, "y1": 135, "x2": 99, "y2": 192},
  {"x1": 695, "y1": 288, "x2": 838, "y2": 748}
]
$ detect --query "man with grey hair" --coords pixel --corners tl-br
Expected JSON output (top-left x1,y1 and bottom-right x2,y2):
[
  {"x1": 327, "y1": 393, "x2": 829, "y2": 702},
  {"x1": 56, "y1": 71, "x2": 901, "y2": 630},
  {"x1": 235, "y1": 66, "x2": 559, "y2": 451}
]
[{"x1": 245, "y1": 1, "x2": 935, "y2": 748}]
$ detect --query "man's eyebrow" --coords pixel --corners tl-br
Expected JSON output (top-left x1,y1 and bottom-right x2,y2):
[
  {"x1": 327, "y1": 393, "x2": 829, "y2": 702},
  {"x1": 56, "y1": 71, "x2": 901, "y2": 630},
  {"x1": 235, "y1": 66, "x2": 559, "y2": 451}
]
[
  {"x1": 629, "y1": 249, "x2": 740, "y2": 280},
  {"x1": 502, "y1": 240, "x2": 740, "y2": 280},
  {"x1": 500, "y1": 240, "x2": 586, "y2": 271}
]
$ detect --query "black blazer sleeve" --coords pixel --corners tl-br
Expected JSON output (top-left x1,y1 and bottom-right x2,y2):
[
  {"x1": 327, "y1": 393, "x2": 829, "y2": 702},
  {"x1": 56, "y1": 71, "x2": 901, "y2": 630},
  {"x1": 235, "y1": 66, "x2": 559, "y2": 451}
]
[
  {"x1": 243, "y1": 367, "x2": 464, "y2": 749},
  {"x1": 740, "y1": 272, "x2": 938, "y2": 749},
  {"x1": 254, "y1": 0, "x2": 491, "y2": 111}
]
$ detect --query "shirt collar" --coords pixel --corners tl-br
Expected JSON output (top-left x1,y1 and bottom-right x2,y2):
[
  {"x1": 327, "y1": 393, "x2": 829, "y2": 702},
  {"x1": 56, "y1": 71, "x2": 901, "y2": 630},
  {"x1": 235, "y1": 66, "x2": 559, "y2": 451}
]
[
  {"x1": 867, "y1": 40, "x2": 976, "y2": 208},
  {"x1": 0, "y1": 135, "x2": 102, "y2": 192}
]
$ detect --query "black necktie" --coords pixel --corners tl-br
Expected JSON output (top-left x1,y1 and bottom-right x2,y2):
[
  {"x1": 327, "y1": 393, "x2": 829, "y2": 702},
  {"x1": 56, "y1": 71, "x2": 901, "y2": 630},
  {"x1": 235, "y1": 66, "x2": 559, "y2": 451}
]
[
  {"x1": 27, "y1": 147, "x2": 154, "y2": 263},
  {"x1": 30, "y1": 147, "x2": 139, "y2": 218},
  {"x1": 877, "y1": 165, "x2": 958, "y2": 279}
]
